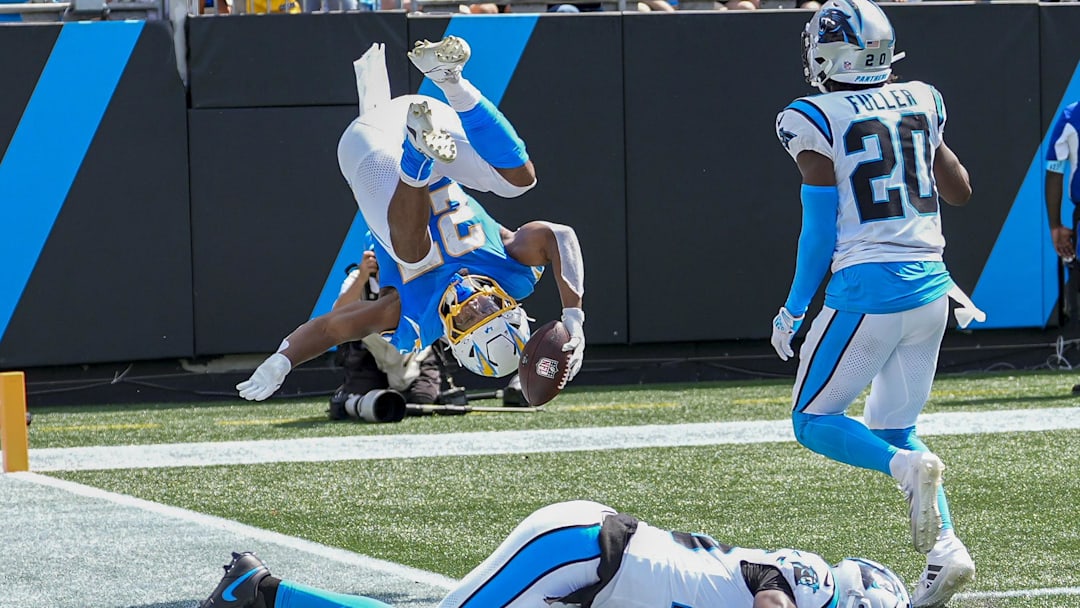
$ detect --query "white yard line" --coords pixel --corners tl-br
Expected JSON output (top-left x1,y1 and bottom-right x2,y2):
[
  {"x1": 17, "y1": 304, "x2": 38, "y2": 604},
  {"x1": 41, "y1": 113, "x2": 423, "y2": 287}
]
[
  {"x1": 28, "y1": 406, "x2": 1080, "y2": 472},
  {"x1": 10, "y1": 471, "x2": 458, "y2": 590}
]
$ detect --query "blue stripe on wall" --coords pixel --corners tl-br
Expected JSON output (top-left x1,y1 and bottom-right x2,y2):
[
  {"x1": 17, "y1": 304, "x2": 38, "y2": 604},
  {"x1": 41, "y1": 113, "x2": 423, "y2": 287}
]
[
  {"x1": 970, "y1": 58, "x2": 1080, "y2": 329},
  {"x1": 0, "y1": 21, "x2": 143, "y2": 343},
  {"x1": 308, "y1": 214, "x2": 373, "y2": 319},
  {"x1": 311, "y1": 17, "x2": 538, "y2": 322},
  {"x1": 419, "y1": 14, "x2": 539, "y2": 106}
]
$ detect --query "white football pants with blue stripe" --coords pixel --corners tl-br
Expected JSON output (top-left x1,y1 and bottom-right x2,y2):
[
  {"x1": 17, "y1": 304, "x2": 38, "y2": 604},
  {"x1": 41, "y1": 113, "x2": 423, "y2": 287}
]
[
  {"x1": 793, "y1": 296, "x2": 948, "y2": 434},
  {"x1": 436, "y1": 500, "x2": 612, "y2": 608}
]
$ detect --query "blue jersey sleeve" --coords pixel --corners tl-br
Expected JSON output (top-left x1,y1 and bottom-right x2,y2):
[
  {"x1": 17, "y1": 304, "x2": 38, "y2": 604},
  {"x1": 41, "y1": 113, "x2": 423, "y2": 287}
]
[{"x1": 784, "y1": 185, "x2": 839, "y2": 317}]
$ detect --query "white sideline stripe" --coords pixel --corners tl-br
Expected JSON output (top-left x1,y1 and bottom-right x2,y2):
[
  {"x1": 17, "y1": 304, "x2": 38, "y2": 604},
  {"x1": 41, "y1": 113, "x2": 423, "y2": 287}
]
[
  {"x1": 29, "y1": 406, "x2": 1080, "y2": 472},
  {"x1": 10, "y1": 471, "x2": 458, "y2": 590},
  {"x1": 960, "y1": 587, "x2": 1080, "y2": 599}
]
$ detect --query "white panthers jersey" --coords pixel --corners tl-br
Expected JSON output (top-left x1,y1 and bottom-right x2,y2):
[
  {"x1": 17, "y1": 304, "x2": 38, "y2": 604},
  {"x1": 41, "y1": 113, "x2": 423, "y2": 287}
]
[
  {"x1": 593, "y1": 521, "x2": 838, "y2": 608},
  {"x1": 775, "y1": 81, "x2": 949, "y2": 272}
]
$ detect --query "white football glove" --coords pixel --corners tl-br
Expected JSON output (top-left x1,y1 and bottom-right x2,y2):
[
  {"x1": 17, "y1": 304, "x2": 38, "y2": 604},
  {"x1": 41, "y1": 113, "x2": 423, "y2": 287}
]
[
  {"x1": 236, "y1": 353, "x2": 292, "y2": 401},
  {"x1": 770, "y1": 307, "x2": 804, "y2": 362},
  {"x1": 560, "y1": 307, "x2": 585, "y2": 388}
]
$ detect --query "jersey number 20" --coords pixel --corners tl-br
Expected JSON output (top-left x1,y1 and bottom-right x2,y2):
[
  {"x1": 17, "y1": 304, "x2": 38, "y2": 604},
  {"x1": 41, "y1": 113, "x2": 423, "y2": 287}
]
[{"x1": 845, "y1": 112, "x2": 938, "y2": 223}]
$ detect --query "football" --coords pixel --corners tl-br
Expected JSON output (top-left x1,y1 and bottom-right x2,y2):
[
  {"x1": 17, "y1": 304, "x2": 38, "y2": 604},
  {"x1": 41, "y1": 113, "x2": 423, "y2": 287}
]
[{"x1": 518, "y1": 320, "x2": 572, "y2": 406}]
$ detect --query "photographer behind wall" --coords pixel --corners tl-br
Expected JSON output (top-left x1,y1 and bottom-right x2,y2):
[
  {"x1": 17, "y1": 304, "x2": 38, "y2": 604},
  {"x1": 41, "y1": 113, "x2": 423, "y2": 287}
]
[
  {"x1": 327, "y1": 242, "x2": 527, "y2": 423},
  {"x1": 328, "y1": 246, "x2": 445, "y2": 422}
]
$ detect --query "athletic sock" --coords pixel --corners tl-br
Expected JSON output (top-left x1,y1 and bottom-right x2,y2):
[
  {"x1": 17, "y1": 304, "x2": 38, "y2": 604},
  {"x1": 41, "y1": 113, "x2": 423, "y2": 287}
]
[
  {"x1": 455, "y1": 97, "x2": 529, "y2": 169},
  {"x1": 436, "y1": 77, "x2": 483, "y2": 113},
  {"x1": 399, "y1": 137, "x2": 433, "y2": 187},
  {"x1": 792, "y1": 411, "x2": 896, "y2": 475},
  {"x1": 256, "y1": 576, "x2": 280, "y2": 608},
  {"x1": 274, "y1": 579, "x2": 393, "y2": 608}
]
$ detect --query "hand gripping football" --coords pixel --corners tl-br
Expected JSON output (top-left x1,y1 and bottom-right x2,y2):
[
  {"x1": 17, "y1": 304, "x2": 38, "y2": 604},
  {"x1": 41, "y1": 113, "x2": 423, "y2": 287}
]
[{"x1": 518, "y1": 320, "x2": 572, "y2": 406}]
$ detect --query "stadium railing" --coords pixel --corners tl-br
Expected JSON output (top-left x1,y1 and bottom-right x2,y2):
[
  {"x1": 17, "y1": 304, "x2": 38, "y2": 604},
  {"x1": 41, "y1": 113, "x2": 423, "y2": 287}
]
[{"x1": 0, "y1": 0, "x2": 162, "y2": 19}]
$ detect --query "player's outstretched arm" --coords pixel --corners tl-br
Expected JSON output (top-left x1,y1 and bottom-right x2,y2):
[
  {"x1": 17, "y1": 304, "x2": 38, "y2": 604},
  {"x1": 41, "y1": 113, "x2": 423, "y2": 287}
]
[
  {"x1": 933, "y1": 142, "x2": 972, "y2": 206},
  {"x1": 236, "y1": 292, "x2": 401, "y2": 401},
  {"x1": 505, "y1": 221, "x2": 586, "y2": 383}
]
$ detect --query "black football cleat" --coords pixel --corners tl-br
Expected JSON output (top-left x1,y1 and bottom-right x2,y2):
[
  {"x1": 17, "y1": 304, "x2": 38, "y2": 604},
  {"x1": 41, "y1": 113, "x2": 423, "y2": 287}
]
[{"x1": 199, "y1": 552, "x2": 270, "y2": 608}]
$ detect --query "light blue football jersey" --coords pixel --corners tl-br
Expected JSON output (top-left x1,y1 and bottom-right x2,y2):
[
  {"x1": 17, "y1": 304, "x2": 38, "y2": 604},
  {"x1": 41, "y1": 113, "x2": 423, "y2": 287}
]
[{"x1": 373, "y1": 179, "x2": 544, "y2": 353}]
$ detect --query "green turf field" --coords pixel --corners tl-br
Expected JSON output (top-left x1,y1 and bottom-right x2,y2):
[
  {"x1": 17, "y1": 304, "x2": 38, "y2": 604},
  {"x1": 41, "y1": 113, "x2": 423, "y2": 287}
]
[{"x1": 29, "y1": 370, "x2": 1080, "y2": 607}]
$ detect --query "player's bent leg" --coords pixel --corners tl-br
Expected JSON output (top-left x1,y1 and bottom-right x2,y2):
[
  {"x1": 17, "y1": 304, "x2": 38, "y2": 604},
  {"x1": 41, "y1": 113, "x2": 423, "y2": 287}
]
[
  {"x1": 791, "y1": 308, "x2": 901, "y2": 474},
  {"x1": 436, "y1": 501, "x2": 614, "y2": 608},
  {"x1": 791, "y1": 411, "x2": 896, "y2": 474}
]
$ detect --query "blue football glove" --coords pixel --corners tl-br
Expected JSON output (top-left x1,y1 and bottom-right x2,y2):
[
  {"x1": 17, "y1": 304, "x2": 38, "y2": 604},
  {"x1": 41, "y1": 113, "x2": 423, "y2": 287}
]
[{"x1": 770, "y1": 307, "x2": 804, "y2": 362}]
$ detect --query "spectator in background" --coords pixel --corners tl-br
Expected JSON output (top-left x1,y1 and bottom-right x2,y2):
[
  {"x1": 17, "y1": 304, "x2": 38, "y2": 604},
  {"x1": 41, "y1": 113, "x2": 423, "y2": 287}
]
[
  {"x1": 0, "y1": 0, "x2": 24, "y2": 22},
  {"x1": 1046, "y1": 100, "x2": 1079, "y2": 265},
  {"x1": 637, "y1": 0, "x2": 676, "y2": 10},
  {"x1": 1044, "y1": 100, "x2": 1080, "y2": 390},
  {"x1": 303, "y1": 0, "x2": 359, "y2": 12}
]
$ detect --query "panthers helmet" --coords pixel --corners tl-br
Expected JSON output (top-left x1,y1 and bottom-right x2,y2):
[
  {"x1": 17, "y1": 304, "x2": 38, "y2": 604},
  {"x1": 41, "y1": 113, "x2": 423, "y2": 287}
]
[
  {"x1": 832, "y1": 557, "x2": 911, "y2": 608},
  {"x1": 802, "y1": 0, "x2": 900, "y2": 91},
  {"x1": 440, "y1": 272, "x2": 531, "y2": 378}
]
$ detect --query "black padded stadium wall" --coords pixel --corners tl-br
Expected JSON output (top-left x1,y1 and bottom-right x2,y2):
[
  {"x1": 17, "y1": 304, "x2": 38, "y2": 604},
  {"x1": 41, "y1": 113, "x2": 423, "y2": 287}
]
[
  {"x1": 187, "y1": 12, "x2": 410, "y2": 108},
  {"x1": 3, "y1": 7, "x2": 1080, "y2": 372},
  {"x1": 623, "y1": 11, "x2": 811, "y2": 343},
  {"x1": 188, "y1": 105, "x2": 362, "y2": 354},
  {"x1": 407, "y1": 14, "x2": 629, "y2": 345},
  {"x1": 622, "y1": 5, "x2": 1041, "y2": 341},
  {"x1": 0, "y1": 21, "x2": 192, "y2": 368},
  {"x1": 186, "y1": 13, "x2": 411, "y2": 354}
]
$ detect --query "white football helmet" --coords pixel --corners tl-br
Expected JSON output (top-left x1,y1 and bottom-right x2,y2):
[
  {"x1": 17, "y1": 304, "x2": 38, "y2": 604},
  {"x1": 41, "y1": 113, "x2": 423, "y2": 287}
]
[
  {"x1": 440, "y1": 272, "x2": 531, "y2": 378},
  {"x1": 832, "y1": 557, "x2": 911, "y2": 608},
  {"x1": 802, "y1": 0, "x2": 902, "y2": 91}
]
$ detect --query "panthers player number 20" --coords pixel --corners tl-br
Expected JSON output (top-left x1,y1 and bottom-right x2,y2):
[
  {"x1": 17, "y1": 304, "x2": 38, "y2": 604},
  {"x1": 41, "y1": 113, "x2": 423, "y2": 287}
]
[{"x1": 845, "y1": 111, "x2": 938, "y2": 223}]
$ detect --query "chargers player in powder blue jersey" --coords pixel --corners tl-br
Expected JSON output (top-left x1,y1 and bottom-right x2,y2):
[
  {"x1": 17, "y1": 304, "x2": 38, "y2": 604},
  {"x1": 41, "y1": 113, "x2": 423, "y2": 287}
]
[
  {"x1": 371, "y1": 179, "x2": 543, "y2": 360},
  {"x1": 770, "y1": 1, "x2": 976, "y2": 606},
  {"x1": 200, "y1": 500, "x2": 912, "y2": 608},
  {"x1": 1046, "y1": 101, "x2": 1079, "y2": 261},
  {"x1": 236, "y1": 38, "x2": 586, "y2": 399}
]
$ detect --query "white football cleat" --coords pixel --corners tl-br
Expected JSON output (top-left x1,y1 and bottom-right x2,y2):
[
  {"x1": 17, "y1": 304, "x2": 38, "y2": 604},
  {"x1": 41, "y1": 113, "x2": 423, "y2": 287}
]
[
  {"x1": 912, "y1": 536, "x2": 976, "y2": 607},
  {"x1": 405, "y1": 101, "x2": 457, "y2": 164},
  {"x1": 895, "y1": 450, "x2": 945, "y2": 554},
  {"x1": 408, "y1": 36, "x2": 471, "y2": 83}
]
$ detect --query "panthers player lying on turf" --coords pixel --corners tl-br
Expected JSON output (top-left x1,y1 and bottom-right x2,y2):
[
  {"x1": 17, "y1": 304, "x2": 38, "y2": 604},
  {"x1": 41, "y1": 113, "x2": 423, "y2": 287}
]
[
  {"x1": 769, "y1": 1, "x2": 977, "y2": 607},
  {"x1": 200, "y1": 500, "x2": 912, "y2": 608},
  {"x1": 236, "y1": 37, "x2": 585, "y2": 401}
]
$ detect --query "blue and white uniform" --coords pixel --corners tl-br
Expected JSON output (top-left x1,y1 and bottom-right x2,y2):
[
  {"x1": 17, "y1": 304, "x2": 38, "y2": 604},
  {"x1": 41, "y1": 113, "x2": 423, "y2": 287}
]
[
  {"x1": 1047, "y1": 101, "x2": 1080, "y2": 222},
  {"x1": 336, "y1": 95, "x2": 543, "y2": 354},
  {"x1": 774, "y1": 81, "x2": 955, "y2": 431},
  {"x1": 437, "y1": 500, "x2": 841, "y2": 608},
  {"x1": 373, "y1": 181, "x2": 542, "y2": 353}
]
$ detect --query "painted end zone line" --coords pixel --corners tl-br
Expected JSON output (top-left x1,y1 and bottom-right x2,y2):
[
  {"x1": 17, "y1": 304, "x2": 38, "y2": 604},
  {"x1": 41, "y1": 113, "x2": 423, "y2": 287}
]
[
  {"x1": 11, "y1": 471, "x2": 456, "y2": 591},
  {"x1": 28, "y1": 407, "x2": 1080, "y2": 472}
]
